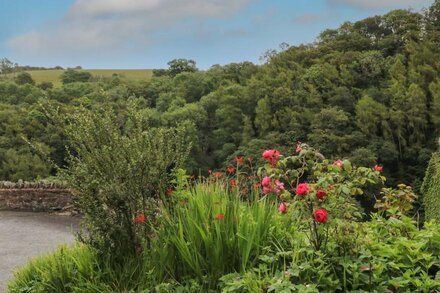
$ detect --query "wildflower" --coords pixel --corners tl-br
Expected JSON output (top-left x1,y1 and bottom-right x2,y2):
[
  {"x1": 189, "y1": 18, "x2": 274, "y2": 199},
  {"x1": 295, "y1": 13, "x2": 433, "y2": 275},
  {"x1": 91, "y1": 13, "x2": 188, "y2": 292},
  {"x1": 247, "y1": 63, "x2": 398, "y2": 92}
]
[
  {"x1": 296, "y1": 183, "x2": 310, "y2": 196},
  {"x1": 235, "y1": 156, "x2": 244, "y2": 164},
  {"x1": 334, "y1": 160, "x2": 343, "y2": 167},
  {"x1": 215, "y1": 213, "x2": 225, "y2": 221},
  {"x1": 133, "y1": 215, "x2": 146, "y2": 223},
  {"x1": 278, "y1": 202, "x2": 287, "y2": 214},
  {"x1": 212, "y1": 172, "x2": 223, "y2": 178},
  {"x1": 314, "y1": 208, "x2": 328, "y2": 223},
  {"x1": 262, "y1": 149, "x2": 281, "y2": 167},
  {"x1": 255, "y1": 183, "x2": 261, "y2": 189},
  {"x1": 166, "y1": 187, "x2": 173, "y2": 195},
  {"x1": 316, "y1": 190, "x2": 327, "y2": 200},
  {"x1": 226, "y1": 166, "x2": 235, "y2": 174},
  {"x1": 374, "y1": 165, "x2": 383, "y2": 172},
  {"x1": 229, "y1": 179, "x2": 237, "y2": 188}
]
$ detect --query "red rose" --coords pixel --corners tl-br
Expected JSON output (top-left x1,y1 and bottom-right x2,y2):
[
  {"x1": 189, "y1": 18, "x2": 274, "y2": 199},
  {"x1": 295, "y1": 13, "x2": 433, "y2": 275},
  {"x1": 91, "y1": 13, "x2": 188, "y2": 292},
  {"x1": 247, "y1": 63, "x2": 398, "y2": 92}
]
[
  {"x1": 316, "y1": 190, "x2": 327, "y2": 200},
  {"x1": 278, "y1": 202, "x2": 287, "y2": 214},
  {"x1": 296, "y1": 183, "x2": 310, "y2": 196},
  {"x1": 314, "y1": 208, "x2": 328, "y2": 223},
  {"x1": 374, "y1": 165, "x2": 383, "y2": 172}
]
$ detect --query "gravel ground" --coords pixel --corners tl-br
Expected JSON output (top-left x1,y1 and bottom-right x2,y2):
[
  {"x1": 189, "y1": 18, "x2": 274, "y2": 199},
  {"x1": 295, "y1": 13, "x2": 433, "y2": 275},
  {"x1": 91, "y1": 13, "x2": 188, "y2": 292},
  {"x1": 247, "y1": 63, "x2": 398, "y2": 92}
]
[{"x1": 0, "y1": 211, "x2": 78, "y2": 292}]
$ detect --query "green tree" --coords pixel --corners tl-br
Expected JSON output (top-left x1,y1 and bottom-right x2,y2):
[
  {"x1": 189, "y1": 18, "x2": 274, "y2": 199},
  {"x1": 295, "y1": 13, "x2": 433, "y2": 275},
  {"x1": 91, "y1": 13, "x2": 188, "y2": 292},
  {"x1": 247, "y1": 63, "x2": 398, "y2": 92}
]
[{"x1": 15, "y1": 72, "x2": 35, "y2": 85}]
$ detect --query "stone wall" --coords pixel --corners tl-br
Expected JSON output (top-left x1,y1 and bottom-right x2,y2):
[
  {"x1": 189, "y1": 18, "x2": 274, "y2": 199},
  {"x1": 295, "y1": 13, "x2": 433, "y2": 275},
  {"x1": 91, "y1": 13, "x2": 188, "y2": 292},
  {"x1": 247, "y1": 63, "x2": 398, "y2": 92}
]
[{"x1": 0, "y1": 188, "x2": 74, "y2": 213}]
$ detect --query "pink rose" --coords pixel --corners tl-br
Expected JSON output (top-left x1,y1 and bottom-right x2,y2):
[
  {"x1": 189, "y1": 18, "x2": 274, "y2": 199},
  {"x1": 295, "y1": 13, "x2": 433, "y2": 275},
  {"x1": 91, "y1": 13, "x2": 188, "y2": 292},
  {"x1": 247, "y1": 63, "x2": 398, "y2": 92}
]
[
  {"x1": 275, "y1": 180, "x2": 285, "y2": 194},
  {"x1": 333, "y1": 160, "x2": 343, "y2": 167},
  {"x1": 278, "y1": 202, "x2": 287, "y2": 214},
  {"x1": 261, "y1": 176, "x2": 271, "y2": 187},
  {"x1": 262, "y1": 149, "x2": 281, "y2": 167}
]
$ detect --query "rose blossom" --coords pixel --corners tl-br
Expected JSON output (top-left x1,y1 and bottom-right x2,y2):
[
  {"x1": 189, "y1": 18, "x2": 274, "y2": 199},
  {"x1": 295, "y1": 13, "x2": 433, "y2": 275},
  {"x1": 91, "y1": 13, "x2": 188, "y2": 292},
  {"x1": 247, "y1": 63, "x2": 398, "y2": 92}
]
[
  {"x1": 278, "y1": 202, "x2": 287, "y2": 214},
  {"x1": 374, "y1": 165, "x2": 383, "y2": 172},
  {"x1": 316, "y1": 190, "x2": 327, "y2": 200},
  {"x1": 314, "y1": 208, "x2": 328, "y2": 223},
  {"x1": 296, "y1": 183, "x2": 310, "y2": 196}
]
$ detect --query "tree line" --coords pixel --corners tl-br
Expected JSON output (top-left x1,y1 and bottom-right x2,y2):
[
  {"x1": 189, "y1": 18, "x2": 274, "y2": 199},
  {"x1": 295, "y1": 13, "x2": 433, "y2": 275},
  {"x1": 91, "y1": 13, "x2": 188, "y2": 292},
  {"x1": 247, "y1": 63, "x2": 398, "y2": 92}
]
[{"x1": 1, "y1": 1, "x2": 440, "y2": 193}]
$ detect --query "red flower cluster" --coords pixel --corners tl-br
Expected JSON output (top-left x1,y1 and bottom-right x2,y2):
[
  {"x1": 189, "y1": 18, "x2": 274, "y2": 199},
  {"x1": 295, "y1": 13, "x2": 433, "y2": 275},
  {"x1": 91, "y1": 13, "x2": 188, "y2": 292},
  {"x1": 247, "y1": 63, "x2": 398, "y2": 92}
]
[
  {"x1": 262, "y1": 149, "x2": 281, "y2": 167},
  {"x1": 296, "y1": 183, "x2": 310, "y2": 196},
  {"x1": 314, "y1": 208, "x2": 328, "y2": 223}
]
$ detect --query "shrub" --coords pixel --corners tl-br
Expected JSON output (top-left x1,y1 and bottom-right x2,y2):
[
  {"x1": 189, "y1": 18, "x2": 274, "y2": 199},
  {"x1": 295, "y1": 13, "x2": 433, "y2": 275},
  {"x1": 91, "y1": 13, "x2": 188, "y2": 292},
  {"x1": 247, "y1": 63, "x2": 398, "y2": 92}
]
[
  {"x1": 60, "y1": 69, "x2": 92, "y2": 84},
  {"x1": 56, "y1": 103, "x2": 191, "y2": 261},
  {"x1": 421, "y1": 151, "x2": 440, "y2": 222}
]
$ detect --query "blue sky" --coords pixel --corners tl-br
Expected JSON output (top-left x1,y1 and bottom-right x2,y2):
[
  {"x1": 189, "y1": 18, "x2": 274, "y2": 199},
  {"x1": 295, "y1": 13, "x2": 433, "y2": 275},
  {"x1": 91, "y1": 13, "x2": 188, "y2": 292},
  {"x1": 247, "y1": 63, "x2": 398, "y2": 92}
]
[{"x1": 0, "y1": 0, "x2": 434, "y2": 69}]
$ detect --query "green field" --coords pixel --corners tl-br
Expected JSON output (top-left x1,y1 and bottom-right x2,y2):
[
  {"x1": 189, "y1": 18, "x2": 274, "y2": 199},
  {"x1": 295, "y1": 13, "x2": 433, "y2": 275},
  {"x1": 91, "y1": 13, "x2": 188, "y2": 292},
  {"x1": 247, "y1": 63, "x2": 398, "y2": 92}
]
[{"x1": 6, "y1": 69, "x2": 153, "y2": 86}]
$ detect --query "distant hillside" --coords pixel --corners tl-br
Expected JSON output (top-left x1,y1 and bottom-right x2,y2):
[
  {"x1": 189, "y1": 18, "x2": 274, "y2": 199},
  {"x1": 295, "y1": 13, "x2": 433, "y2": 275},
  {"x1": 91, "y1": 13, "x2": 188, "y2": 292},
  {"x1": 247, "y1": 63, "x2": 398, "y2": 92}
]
[{"x1": 6, "y1": 69, "x2": 153, "y2": 86}]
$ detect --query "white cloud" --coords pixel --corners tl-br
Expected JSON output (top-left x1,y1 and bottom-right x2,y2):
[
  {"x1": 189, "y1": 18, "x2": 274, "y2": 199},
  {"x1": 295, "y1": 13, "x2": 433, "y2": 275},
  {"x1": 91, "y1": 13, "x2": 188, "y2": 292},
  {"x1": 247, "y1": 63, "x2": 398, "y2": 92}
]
[
  {"x1": 8, "y1": 0, "x2": 254, "y2": 63},
  {"x1": 328, "y1": 0, "x2": 433, "y2": 10}
]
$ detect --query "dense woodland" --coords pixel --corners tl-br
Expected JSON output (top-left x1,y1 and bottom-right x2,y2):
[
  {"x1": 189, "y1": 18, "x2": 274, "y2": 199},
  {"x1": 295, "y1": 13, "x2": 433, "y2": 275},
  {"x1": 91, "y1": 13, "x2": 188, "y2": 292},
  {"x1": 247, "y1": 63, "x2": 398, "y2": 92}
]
[{"x1": 1, "y1": 1, "x2": 440, "y2": 193}]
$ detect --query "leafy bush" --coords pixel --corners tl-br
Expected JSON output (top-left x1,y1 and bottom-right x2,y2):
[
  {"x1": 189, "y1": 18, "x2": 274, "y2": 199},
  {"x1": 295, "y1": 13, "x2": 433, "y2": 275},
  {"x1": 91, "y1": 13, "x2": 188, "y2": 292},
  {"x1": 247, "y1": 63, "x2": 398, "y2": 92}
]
[
  {"x1": 421, "y1": 151, "x2": 440, "y2": 222},
  {"x1": 56, "y1": 103, "x2": 191, "y2": 261}
]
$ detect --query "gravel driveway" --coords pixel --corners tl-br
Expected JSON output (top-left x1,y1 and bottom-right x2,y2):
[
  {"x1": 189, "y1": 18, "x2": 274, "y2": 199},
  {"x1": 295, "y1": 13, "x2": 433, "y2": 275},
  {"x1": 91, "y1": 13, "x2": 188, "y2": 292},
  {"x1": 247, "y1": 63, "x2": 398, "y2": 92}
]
[{"x1": 0, "y1": 211, "x2": 78, "y2": 292}]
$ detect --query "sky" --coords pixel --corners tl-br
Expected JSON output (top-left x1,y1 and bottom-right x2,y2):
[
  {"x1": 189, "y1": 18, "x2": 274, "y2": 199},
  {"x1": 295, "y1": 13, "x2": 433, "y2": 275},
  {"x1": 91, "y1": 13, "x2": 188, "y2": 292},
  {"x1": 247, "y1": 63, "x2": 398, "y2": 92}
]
[{"x1": 0, "y1": 0, "x2": 434, "y2": 69}]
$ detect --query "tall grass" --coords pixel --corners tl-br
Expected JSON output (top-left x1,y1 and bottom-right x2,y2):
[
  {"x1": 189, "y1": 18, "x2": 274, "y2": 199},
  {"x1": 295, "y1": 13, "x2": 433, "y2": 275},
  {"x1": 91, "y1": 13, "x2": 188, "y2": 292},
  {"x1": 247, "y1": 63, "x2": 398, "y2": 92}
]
[
  {"x1": 152, "y1": 181, "x2": 280, "y2": 287},
  {"x1": 8, "y1": 245, "x2": 153, "y2": 293}
]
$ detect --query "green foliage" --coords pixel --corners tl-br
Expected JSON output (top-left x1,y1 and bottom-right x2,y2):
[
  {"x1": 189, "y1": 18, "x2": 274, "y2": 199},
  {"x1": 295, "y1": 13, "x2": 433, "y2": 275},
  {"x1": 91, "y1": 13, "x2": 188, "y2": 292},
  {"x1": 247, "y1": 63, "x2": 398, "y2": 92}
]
[
  {"x1": 421, "y1": 151, "x2": 440, "y2": 223},
  {"x1": 9, "y1": 145, "x2": 440, "y2": 292},
  {"x1": 60, "y1": 69, "x2": 92, "y2": 84},
  {"x1": 8, "y1": 245, "x2": 154, "y2": 293},
  {"x1": 152, "y1": 178, "x2": 281, "y2": 287},
  {"x1": 55, "y1": 102, "x2": 191, "y2": 261},
  {"x1": 15, "y1": 72, "x2": 35, "y2": 85}
]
